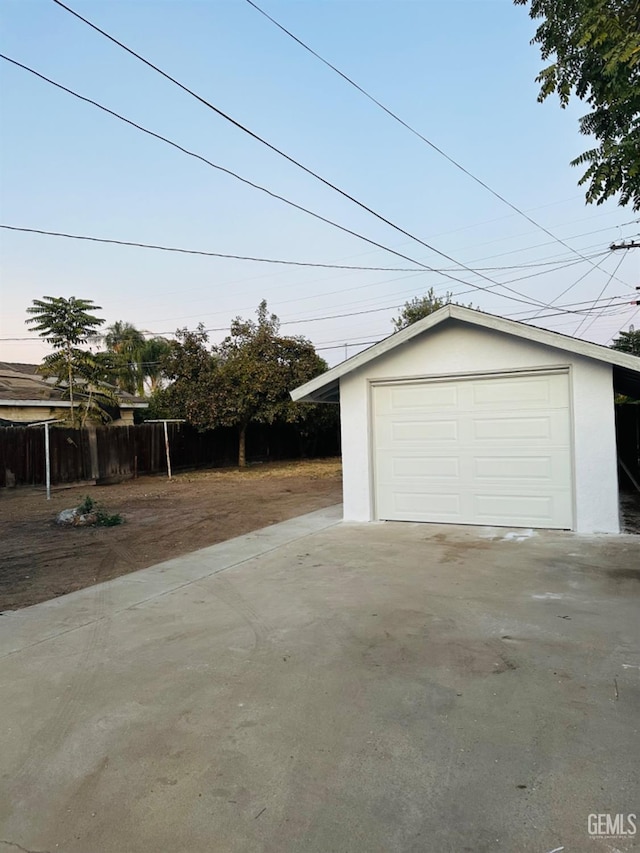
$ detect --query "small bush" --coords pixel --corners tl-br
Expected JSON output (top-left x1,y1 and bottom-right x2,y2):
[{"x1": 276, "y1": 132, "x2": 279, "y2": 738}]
[
  {"x1": 95, "y1": 510, "x2": 123, "y2": 527},
  {"x1": 75, "y1": 495, "x2": 123, "y2": 527},
  {"x1": 78, "y1": 495, "x2": 96, "y2": 514}
]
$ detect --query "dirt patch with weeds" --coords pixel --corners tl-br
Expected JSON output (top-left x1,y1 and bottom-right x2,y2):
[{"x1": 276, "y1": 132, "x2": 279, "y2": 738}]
[{"x1": 1, "y1": 458, "x2": 342, "y2": 610}]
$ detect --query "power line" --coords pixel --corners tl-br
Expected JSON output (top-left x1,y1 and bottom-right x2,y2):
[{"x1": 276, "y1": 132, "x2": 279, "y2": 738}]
[
  {"x1": 47, "y1": 2, "x2": 567, "y2": 311},
  {"x1": 1, "y1": 215, "x2": 629, "y2": 337},
  {"x1": 244, "y1": 0, "x2": 630, "y2": 281},
  {"x1": 65, "y1": 296, "x2": 640, "y2": 356},
  {"x1": 5, "y1": 51, "x2": 635, "y2": 327},
  {"x1": 2, "y1": 53, "x2": 559, "y2": 314},
  {"x1": 3, "y1": 224, "x2": 606, "y2": 274},
  {"x1": 441, "y1": 224, "x2": 638, "y2": 270},
  {"x1": 278, "y1": 256, "x2": 590, "y2": 325},
  {"x1": 0, "y1": 220, "x2": 628, "y2": 341},
  {"x1": 526, "y1": 251, "x2": 616, "y2": 321},
  {"x1": 574, "y1": 254, "x2": 627, "y2": 337},
  {"x1": 201, "y1": 295, "x2": 635, "y2": 332},
  {"x1": 111, "y1": 233, "x2": 617, "y2": 318},
  {"x1": 2, "y1": 297, "x2": 633, "y2": 348},
  {"x1": 0, "y1": 225, "x2": 423, "y2": 272},
  {"x1": 0, "y1": 54, "x2": 438, "y2": 276},
  {"x1": 86, "y1": 253, "x2": 599, "y2": 327},
  {"x1": 3, "y1": 292, "x2": 632, "y2": 344}
]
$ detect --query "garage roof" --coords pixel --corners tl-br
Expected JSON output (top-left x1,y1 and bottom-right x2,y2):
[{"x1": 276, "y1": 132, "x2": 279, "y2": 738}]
[{"x1": 291, "y1": 305, "x2": 640, "y2": 404}]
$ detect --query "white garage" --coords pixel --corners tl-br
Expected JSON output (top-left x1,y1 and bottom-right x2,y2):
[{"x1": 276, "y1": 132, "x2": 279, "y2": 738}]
[{"x1": 292, "y1": 305, "x2": 640, "y2": 534}]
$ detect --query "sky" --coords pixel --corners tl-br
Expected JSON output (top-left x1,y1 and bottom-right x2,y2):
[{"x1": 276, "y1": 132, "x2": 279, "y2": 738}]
[{"x1": 1, "y1": 0, "x2": 638, "y2": 368}]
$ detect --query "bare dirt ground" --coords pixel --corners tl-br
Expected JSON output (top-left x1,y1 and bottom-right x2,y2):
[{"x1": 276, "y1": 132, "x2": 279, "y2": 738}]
[{"x1": 0, "y1": 458, "x2": 342, "y2": 611}]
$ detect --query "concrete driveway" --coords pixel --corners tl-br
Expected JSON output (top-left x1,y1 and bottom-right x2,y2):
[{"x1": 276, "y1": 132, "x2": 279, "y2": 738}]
[{"x1": 1, "y1": 507, "x2": 638, "y2": 853}]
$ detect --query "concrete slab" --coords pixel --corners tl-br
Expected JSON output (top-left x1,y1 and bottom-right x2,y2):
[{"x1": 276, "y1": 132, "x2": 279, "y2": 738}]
[
  {"x1": 0, "y1": 505, "x2": 342, "y2": 656},
  {"x1": 1, "y1": 512, "x2": 639, "y2": 853}
]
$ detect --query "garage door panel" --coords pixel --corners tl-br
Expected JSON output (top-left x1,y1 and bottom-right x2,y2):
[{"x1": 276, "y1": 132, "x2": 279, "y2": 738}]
[
  {"x1": 470, "y1": 409, "x2": 569, "y2": 438},
  {"x1": 375, "y1": 384, "x2": 459, "y2": 414},
  {"x1": 379, "y1": 453, "x2": 568, "y2": 486},
  {"x1": 390, "y1": 456, "x2": 460, "y2": 479},
  {"x1": 470, "y1": 376, "x2": 558, "y2": 408},
  {"x1": 474, "y1": 455, "x2": 555, "y2": 481},
  {"x1": 390, "y1": 384, "x2": 459, "y2": 410},
  {"x1": 373, "y1": 372, "x2": 573, "y2": 529},
  {"x1": 472, "y1": 416, "x2": 551, "y2": 441},
  {"x1": 473, "y1": 493, "x2": 572, "y2": 526},
  {"x1": 392, "y1": 492, "x2": 461, "y2": 517},
  {"x1": 391, "y1": 420, "x2": 458, "y2": 442}
]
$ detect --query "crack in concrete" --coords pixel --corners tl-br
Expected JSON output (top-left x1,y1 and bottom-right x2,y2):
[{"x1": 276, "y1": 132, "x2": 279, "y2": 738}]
[{"x1": 0, "y1": 841, "x2": 52, "y2": 853}]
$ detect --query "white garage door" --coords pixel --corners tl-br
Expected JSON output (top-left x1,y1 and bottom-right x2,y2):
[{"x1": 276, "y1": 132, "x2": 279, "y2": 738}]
[{"x1": 373, "y1": 371, "x2": 573, "y2": 529}]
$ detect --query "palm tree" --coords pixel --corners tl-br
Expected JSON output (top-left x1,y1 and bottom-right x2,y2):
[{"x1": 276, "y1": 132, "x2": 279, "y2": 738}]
[
  {"x1": 140, "y1": 337, "x2": 171, "y2": 393},
  {"x1": 26, "y1": 296, "x2": 105, "y2": 427},
  {"x1": 104, "y1": 321, "x2": 146, "y2": 395}
]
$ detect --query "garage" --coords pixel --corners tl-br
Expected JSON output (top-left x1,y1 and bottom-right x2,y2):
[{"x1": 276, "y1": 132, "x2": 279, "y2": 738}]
[
  {"x1": 372, "y1": 371, "x2": 572, "y2": 528},
  {"x1": 291, "y1": 305, "x2": 640, "y2": 534}
]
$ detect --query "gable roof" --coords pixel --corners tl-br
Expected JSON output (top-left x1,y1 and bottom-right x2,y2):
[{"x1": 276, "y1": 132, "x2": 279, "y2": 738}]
[{"x1": 291, "y1": 305, "x2": 640, "y2": 403}]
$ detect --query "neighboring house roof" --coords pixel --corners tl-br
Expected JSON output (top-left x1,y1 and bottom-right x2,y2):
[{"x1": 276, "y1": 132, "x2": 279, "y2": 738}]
[
  {"x1": 0, "y1": 416, "x2": 61, "y2": 427},
  {"x1": 0, "y1": 362, "x2": 40, "y2": 376},
  {"x1": 0, "y1": 362, "x2": 147, "y2": 408},
  {"x1": 291, "y1": 305, "x2": 640, "y2": 403}
]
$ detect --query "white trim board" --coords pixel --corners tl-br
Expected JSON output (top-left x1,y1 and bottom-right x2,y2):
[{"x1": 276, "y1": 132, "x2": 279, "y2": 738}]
[{"x1": 291, "y1": 305, "x2": 640, "y2": 402}]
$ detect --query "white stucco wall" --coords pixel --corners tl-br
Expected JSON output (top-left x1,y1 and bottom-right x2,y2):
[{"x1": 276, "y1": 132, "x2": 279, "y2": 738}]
[{"x1": 339, "y1": 320, "x2": 619, "y2": 534}]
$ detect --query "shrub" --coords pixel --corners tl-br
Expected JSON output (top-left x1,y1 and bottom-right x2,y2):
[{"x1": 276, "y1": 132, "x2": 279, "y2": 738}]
[{"x1": 76, "y1": 495, "x2": 123, "y2": 526}]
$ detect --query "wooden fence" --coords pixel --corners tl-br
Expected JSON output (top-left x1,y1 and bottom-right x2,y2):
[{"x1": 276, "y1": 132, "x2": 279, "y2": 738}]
[{"x1": 0, "y1": 421, "x2": 340, "y2": 489}]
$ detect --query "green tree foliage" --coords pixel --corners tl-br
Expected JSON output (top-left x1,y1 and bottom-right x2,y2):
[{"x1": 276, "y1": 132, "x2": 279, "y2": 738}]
[
  {"x1": 211, "y1": 301, "x2": 330, "y2": 466},
  {"x1": 104, "y1": 321, "x2": 146, "y2": 395},
  {"x1": 150, "y1": 325, "x2": 218, "y2": 422},
  {"x1": 25, "y1": 296, "x2": 112, "y2": 426},
  {"x1": 104, "y1": 321, "x2": 171, "y2": 396},
  {"x1": 140, "y1": 336, "x2": 172, "y2": 393},
  {"x1": 392, "y1": 288, "x2": 456, "y2": 331},
  {"x1": 70, "y1": 350, "x2": 121, "y2": 426},
  {"x1": 515, "y1": 0, "x2": 640, "y2": 210},
  {"x1": 104, "y1": 320, "x2": 170, "y2": 397},
  {"x1": 611, "y1": 327, "x2": 640, "y2": 355},
  {"x1": 152, "y1": 303, "x2": 333, "y2": 466}
]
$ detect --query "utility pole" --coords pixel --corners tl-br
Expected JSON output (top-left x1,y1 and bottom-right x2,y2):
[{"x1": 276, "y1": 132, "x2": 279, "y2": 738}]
[
  {"x1": 609, "y1": 241, "x2": 640, "y2": 304},
  {"x1": 610, "y1": 240, "x2": 640, "y2": 251}
]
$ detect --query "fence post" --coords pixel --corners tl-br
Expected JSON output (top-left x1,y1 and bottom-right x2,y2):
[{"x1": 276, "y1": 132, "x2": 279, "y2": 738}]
[
  {"x1": 87, "y1": 426, "x2": 99, "y2": 481},
  {"x1": 164, "y1": 420, "x2": 172, "y2": 480},
  {"x1": 26, "y1": 419, "x2": 63, "y2": 500},
  {"x1": 146, "y1": 419, "x2": 184, "y2": 479},
  {"x1": 44, "y1": 422, "x2": 51, "y2": 500}
]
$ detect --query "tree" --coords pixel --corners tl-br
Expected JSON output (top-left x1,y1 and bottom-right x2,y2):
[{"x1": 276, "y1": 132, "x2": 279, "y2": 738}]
[
  {"x1": 104, "y1": 321, "x2": 146, "y2": 395},
  {"x1": 104, "y1": 322, "x2": 171, "y2": 395},
  {"x1": 154, "y1": 302, "x2": 330, "y2": 466},
  {"x1": 611, "y1": 326, "x2": 640, "y2": 355},
  {"x1": 140, "y1": 336, "x2": 172, "y2": 393},
  {"x1": 68, "y1": 350, "x2": 121, "y2": 427},
  {"x1": 151, "y1": 325, "x2": 218, "y2": 422},
  {"x1": 392, "y1": 288, "x2": 455, "y2": 331},
  {"x1": 210, "y1": 302, "x2": 329, "y2": 466},
  {"x1": 26, "y1": 296, "x2": 107, "y2": 426},
  {"x1": 515, "y1": 0, "x2": 640, "y2": 210}
]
